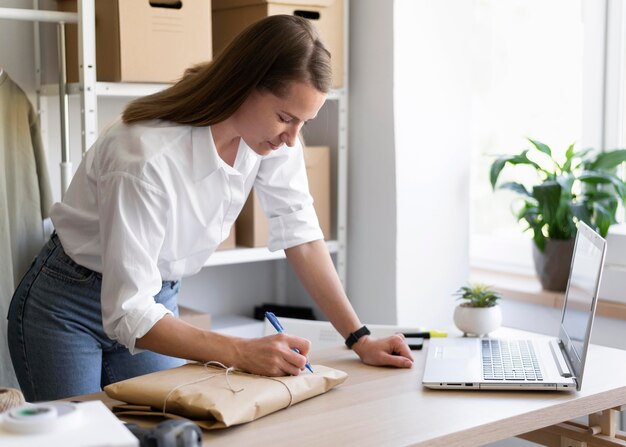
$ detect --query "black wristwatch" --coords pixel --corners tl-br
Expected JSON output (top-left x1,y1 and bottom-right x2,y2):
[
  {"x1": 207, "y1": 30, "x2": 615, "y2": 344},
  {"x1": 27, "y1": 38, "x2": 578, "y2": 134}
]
[{"x1": 345, "y1": 325, "x2": 371, "y2": 349}]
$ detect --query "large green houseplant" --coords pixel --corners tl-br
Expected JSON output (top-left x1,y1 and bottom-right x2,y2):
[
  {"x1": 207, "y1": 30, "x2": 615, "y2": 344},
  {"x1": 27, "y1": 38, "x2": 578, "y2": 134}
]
[{"x1": 490, "y1": 139, "x2": 626, "y2": 290}]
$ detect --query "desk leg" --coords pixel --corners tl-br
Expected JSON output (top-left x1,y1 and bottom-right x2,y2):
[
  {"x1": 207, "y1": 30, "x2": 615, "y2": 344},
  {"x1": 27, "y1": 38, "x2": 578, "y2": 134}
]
[
  {"x1": 518, "y1": 406, "x2": 626, "y2": 447},
  {"x1": 588, "y1": 408, "x2": 619, "y2": 437}
]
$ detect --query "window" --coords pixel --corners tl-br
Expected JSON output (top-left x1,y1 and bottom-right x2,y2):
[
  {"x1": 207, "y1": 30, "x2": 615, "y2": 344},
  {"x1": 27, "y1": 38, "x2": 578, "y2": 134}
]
[{"x1": 469, "y1": 0, "x2": 613, "y2": 273}]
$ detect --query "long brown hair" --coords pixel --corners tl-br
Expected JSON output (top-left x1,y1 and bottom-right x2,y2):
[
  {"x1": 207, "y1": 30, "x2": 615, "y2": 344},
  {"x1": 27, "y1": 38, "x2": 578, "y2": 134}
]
[{"x1": 122, "y1": 15, "x2": 332, "y2": 126}]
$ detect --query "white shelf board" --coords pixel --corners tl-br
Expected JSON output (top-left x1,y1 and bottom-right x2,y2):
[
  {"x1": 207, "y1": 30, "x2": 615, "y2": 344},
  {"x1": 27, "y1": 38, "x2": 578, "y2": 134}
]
[
  {"x1": 40, "y1": 82, "x2": 344, "y2": 100},
  {"x1": 92, "y1": 82, "x2": 171, "y2": 97},
  {"x1": 40, "y1": 82, "x2": 170, "y2": 97},
  {"x1": 0, "y1": 7, "x2": 77, "y2": 23},
  {"x1": 205, "y1": 240, "x2": 339, "y2": 267}
]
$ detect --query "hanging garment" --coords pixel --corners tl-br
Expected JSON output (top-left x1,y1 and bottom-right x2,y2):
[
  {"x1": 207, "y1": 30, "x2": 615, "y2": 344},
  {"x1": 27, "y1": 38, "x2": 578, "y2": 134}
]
[{"x1": 0, "y1": 69, "x2": 53, "y2": 388}]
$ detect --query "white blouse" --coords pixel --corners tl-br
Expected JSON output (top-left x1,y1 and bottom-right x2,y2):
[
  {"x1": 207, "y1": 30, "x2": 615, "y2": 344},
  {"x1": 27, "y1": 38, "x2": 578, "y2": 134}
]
[{"x1": 50, "y1": 119, "x2": 322, "y2": 352}]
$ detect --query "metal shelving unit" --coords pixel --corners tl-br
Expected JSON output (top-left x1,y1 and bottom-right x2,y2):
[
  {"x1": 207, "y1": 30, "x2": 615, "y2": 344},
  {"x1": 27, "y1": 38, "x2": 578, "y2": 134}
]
[
  {"x1": 205, "y1": 241, "x2": 340, "y2": 267},
  {"x1": 7, "y1": 0, "x2": 348, "y2": 285}
]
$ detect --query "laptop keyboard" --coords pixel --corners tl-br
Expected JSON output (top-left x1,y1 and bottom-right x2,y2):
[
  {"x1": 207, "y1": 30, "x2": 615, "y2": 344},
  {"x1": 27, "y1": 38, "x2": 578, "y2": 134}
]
[{"x1": 482, "y1": 339, "x2": 544, "y2": 381}]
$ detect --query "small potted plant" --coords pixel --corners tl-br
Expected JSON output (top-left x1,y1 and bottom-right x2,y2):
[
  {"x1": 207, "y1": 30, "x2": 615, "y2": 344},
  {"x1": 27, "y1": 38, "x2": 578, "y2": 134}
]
[{"x1": 453, "y1": 283, "x2": 503, "y2": 337}]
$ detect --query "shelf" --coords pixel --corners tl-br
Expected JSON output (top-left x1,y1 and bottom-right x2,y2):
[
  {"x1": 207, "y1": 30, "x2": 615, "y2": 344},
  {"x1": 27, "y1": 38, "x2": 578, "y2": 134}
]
[
  {"x1": 40, "y1": 82, "x2": 345, "y2": 100},
  {"x1": 40, "y1": 82, "x2": 170, "y2": 97},
  {"x1": 204, "y1": 240, "x2": 339, "y2": 267},
  {"x1": 0, "y1": 7, "x2": 77, "y2": 23},
  {"x1": 470, "y1": 267, "x2": 626, "y2": 321}
]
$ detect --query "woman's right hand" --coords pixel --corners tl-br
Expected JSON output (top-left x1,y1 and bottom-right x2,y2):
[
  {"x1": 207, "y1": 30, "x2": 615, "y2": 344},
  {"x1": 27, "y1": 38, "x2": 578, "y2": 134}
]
[{"x1": 230, "y1": 333, "x2": 311, "y2": 376}]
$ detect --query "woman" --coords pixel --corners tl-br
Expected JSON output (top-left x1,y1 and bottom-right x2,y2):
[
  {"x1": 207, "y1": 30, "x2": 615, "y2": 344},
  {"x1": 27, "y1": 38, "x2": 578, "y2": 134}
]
[{"x1": 8, "y1": 15, "x2": 413, "y2": 402}]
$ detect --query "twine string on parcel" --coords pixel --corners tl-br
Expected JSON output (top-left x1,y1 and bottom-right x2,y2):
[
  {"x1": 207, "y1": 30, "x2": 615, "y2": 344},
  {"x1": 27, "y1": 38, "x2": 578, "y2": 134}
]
[{"x1": 162, "y1": 361, "x2": 295, "y2": 416}]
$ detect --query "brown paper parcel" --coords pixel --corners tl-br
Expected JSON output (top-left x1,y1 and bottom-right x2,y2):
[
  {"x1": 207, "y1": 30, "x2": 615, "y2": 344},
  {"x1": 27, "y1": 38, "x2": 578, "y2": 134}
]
[{"x1": 104, "y1": 363, "x2": 348, "y2": 429}]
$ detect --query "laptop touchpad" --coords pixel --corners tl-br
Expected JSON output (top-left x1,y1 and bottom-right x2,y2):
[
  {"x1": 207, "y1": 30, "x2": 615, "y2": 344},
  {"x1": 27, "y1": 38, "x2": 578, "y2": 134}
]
[{"x1": 435, "y1": 346, "x2": 474, "y2": 359}]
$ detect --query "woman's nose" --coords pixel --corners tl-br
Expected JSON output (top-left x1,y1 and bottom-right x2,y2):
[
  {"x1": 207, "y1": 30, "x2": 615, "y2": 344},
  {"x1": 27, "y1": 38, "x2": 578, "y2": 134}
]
[
  {"x1": 282, "y1": 123, "x2": 303, "y2": 147},
  {"x1": 282, "y1": 133, "x2": 296, "y2": 147}
]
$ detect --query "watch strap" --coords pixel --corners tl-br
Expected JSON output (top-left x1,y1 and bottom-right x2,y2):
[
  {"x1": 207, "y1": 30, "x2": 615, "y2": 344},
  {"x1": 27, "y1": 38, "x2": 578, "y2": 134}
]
[{"x1": 345, "y1": 325, "x2": 371, "y2": 349}]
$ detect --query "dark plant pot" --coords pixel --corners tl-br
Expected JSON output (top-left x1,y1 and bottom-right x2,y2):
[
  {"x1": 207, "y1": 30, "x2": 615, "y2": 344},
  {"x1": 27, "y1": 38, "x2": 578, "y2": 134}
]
[{"x1": 532, "y1": 239, "x2": 576, "y2": 292}]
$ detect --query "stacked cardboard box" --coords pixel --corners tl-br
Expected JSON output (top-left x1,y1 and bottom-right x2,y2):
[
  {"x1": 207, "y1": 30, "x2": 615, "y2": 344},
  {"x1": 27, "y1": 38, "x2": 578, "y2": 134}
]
[
  {"x1": 58, "y1": 0, "x2": 212, "y2": 83},
  {"x1": 212, "y1": 0, "x2": 344, "y2": 88}
]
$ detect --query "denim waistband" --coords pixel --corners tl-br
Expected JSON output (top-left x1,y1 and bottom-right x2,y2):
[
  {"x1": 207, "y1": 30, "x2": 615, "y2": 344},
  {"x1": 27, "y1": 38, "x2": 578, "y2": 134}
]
[
  {"x1": 46, "y1": 232, "x2": 178, "y2": 286},
  {"x1": 48, "y1": 231, "x2": 61, "y2": 248},
  {"x1": 44, "y1": 231, "x2": 101, "y2": 279}
]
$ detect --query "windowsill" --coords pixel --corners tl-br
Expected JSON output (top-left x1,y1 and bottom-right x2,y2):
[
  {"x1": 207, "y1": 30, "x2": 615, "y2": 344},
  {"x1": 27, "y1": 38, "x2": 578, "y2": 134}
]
[{"x1": 469, "y1": 267, "x2": 626, "y2": 321}]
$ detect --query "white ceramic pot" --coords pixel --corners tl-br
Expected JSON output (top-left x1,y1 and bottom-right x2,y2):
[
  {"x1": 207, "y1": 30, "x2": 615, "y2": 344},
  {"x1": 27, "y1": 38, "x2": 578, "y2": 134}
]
[{"x1": 453, "y1": 304, "x2": 502, "y2": 337}]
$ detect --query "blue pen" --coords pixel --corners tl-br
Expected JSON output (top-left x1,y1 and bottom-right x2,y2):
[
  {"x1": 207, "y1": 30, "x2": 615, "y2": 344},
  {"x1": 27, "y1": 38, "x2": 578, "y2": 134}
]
[{"x1": 265, "y1": 312, "x2": 314, "y2": 373}]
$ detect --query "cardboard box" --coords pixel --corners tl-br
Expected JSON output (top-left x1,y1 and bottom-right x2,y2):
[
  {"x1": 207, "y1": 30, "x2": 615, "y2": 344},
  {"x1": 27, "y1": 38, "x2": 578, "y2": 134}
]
[
  {"x1": 178, "y1": 306, "x2": 211, "y2": 331},
  {"x1": 59, "y1": 0, "x2": 212, "y2": 83},
  {"x1": 303, "y1": 145, "x2": 331, "y2": 240},
  {"x1": 216, "y1": 226, "x2": 236, "y2": 251},
  {"x1": 236, "y1": 190, "x2": 268, "y2": 247},
  {"x1": 236, "y1": 145, "x2": 331, "y2": 247},
  {"x1": 212, "y1": 0, "x2": 344, "y2": 88}
]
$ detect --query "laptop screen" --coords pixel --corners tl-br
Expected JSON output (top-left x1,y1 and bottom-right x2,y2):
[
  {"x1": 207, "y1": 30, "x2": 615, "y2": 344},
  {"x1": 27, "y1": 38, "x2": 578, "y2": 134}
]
[{"x1": 559, "y1": 221, "x2": 606, "y2": 384}]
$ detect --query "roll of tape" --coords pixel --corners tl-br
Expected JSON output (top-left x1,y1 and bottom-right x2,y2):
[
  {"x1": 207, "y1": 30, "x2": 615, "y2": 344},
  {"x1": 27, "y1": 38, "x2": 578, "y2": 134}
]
[
  {"x1": 0, "y1": 388, "x2": 25, "y2": 413},
  {"x1": 1, "y1": 402, "x2": 82, "y2": 434}
]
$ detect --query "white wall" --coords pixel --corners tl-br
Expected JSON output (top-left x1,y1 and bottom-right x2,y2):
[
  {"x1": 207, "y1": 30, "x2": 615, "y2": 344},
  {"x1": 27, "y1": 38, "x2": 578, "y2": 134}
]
[
  {"x1": 393, "y1": 0, "x2": 472, "y2": 328},
  {"x1": 348, "y1": 0, "x2": 471, "y2": 328},
  {"x1": 347, "y1": 0, "x2": 398, "y2": 323}
]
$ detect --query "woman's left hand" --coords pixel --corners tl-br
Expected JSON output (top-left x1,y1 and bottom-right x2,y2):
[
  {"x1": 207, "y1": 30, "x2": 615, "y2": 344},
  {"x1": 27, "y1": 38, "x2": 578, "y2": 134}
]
[{"x1": 352, "y1": 334, "x2": 414, "y2": 368}]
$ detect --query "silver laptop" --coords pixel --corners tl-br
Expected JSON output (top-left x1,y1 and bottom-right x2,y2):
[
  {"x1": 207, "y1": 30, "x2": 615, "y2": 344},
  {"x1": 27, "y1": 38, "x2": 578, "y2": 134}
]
[{"x1": 422, "y1": 221, "x2": 607, "y2": 391}]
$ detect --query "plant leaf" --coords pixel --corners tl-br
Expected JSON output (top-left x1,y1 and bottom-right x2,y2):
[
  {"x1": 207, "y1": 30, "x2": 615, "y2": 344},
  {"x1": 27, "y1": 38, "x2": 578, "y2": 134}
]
[
  {"x1": 528, "y1": 138, "x2": 552, "y2": 157},
  {"x1": 556, "y1": 174, "x2": 575, "y2": 196},
  {"x1": 580, "y1": 172, "x2": 626, "y2": 202},
  {"x1": 583, "y1": 189, "x2": 614, "y2": 198},
  {"x1": 579, "y1": 171, "x2": 614, "y2": 185},
  {"x1": 570, "y1": 202, "x2": 591, "y2": 227},
  {"x1": 592, "y1": 202, "x2": 613, "y2": 236},
  {"x1": 587, "y1": 149, "x2": 626, "y2": 170},
  {"x1": 553, "y1": 197, "x2": 575, "y2": 239},
  {"x1": 532, "y1": 181, "x2": 561, "y2": 229},
  {"x1": 490, "y1": 151, "x2": 544, "y2": 189},
  {"x1": 454, "y1": 283, "x2": 502, "y2": 307},
  {"x1": 499, "y1": 182, "x2": 531, "y2": 196},
  {"x1": 490, "y1": 157, "x2": 507, "y2": 189}
]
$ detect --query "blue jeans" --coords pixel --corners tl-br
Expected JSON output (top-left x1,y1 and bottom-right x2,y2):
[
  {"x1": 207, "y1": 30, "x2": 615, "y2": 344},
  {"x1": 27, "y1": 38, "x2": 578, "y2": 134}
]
[{"x1": 7, "y1": 233, "x2": 185, "y2": 402}]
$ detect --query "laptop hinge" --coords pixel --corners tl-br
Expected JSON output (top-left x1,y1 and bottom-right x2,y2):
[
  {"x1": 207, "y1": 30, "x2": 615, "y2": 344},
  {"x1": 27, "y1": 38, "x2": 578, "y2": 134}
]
[{"x1": 549, "y1": 339, "x2": 573, "y2": 378}]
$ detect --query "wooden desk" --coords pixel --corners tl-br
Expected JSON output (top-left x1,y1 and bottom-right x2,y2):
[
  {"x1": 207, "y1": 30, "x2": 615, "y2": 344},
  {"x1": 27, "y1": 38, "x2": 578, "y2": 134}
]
[{"x1": 75, "y1": 332, "x2": 626, "y2": 447}]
